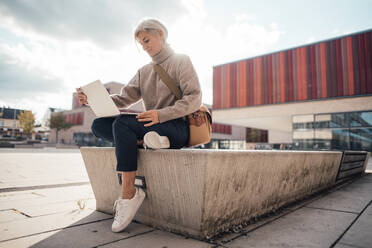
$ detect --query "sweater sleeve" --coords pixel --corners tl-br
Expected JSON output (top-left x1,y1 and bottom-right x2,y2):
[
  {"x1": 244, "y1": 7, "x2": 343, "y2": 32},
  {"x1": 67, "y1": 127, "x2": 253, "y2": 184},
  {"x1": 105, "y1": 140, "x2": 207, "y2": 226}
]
[
  {"x1": 110, "y1": 70, "x2": 141, "y2": 109},
  {"x1": 157, "y1": 55, "x2": 202, "y2": 123}
]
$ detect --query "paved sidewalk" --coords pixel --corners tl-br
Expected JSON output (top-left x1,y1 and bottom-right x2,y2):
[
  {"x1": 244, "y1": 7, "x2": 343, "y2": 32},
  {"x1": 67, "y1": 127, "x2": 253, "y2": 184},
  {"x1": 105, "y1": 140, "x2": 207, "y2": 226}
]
[
  {"x1": 0, "y1": 149, "x2": 371, "y2": 247},
  {"x1": 0, "y1": 148, "x2": 89, "y2": 191}
]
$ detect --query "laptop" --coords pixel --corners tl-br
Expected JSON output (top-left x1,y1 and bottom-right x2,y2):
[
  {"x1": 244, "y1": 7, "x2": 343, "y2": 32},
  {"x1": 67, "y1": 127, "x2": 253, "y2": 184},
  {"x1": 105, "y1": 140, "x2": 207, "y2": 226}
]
[{"x1": 81, "y1": 80, "x2": 138, "y2": 118}]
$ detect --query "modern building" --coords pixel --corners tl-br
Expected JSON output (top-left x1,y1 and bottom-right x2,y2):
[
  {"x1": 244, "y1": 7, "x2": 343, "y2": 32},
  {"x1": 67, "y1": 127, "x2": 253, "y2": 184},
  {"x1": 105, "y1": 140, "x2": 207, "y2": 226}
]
[
  {"x1": 212, "y1": 29, "x2": 372, "y2": 152},
  {"x1": 0, "y1": 107, "x2": 53, "y2": 142},
  {"x1": 42, "y1": 107, "x2": 65, "y2": 126},
  {"x1": 0, "y1": 107, "x2": 27, "y2": 139}
]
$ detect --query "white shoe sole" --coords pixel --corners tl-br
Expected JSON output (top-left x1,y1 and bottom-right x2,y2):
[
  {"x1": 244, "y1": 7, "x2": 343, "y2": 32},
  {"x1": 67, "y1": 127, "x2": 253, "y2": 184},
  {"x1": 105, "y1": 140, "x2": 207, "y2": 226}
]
[{"x1": 143, "y1": 131, "x2": 170, "y2": 149}]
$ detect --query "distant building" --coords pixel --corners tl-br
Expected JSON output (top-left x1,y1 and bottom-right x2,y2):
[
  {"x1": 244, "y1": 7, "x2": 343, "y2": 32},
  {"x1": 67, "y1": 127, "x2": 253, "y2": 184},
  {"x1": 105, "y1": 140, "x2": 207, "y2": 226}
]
[
  {"x1": 0, "y1": 107, "x2": 27, "y2": 139},
  {"x1": 42, "y1": 107, "x2": 65, "y2": 127},
  {"x1": 212, "y1": 29, "x2": 372, "y2": 152}
]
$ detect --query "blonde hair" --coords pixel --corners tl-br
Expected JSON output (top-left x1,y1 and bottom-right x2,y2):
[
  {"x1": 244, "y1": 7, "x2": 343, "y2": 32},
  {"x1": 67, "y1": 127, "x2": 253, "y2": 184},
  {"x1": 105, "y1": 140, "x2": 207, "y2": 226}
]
[{"x1": 134, "y1": 18, "x2": 168, "y2": 44}]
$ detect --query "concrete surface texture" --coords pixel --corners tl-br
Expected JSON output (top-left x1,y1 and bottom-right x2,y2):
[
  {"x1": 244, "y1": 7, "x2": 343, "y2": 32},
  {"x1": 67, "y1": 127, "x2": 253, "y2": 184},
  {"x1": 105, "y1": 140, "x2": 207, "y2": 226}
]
[
  {"x1": 80, "y1": 147, "x2": 349, "y2": 239},
  {"x1": 0, "y1": 149, "x2": 371, "y2": 247}
]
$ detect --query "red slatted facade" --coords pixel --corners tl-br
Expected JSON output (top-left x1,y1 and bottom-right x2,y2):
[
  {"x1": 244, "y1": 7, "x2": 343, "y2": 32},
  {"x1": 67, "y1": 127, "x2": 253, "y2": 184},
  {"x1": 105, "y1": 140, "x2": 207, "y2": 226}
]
[
  {"x1": 213, "y1": 30, "x2": 372, "y2": 109},
  {"x1": 212, "y1": 123, "x2": 232, "y2": 135},
  {"x1": 65, "y1": 112, "x2": 84, "y2": 125}
]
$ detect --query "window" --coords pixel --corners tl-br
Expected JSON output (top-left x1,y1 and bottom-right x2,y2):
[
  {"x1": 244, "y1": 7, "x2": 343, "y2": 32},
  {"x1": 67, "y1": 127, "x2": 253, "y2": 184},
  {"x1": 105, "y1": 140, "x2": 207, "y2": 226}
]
[
  {"x1": 293, "y1": 114, "x2": 314, "y2": 129},
  {"x1": 349, "y1": 112, "x2": 372, "y2": 127},
  {"x1": 246, "y1": 128, "x2": 268, "y2": 143},
  {"x1": 292, "y1": 111, "x2": 372, "y2": 152}
]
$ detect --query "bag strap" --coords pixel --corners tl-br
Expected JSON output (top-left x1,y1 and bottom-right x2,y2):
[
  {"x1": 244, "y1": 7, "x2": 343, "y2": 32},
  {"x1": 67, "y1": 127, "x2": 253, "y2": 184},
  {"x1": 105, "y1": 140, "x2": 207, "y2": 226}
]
[
  {"x1": 152, "y1": 63, "x2": 212, "y2": 124},
  {"x1": 152, "y1": 63, "x2": 182, "y2": 100}
]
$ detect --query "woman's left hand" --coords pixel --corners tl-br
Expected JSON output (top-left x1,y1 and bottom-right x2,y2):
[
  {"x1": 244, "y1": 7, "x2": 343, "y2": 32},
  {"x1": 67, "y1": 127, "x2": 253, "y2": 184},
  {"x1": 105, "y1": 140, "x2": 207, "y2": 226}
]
[{"x1": 136, "y1": 110, "x2": 159, "y2": 127}]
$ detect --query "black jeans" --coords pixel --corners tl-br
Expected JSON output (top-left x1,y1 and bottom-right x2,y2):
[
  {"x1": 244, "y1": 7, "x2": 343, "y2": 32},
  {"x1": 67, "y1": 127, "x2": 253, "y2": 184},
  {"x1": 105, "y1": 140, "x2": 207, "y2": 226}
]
[{"x1": 91, "y1": 115, "x2": 189, "y2": 172}]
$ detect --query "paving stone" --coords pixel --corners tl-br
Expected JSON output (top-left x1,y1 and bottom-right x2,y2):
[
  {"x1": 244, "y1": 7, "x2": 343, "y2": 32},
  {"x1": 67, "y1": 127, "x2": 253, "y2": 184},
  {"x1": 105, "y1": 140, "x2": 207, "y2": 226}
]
[
  {"x1": 0, "y1": 185, "x2": 95, "y2": 210},
  {"x1": 333, "y1": 243, "x2": 358, "y2": 248},
  {"x1": 36, "y1": 184, "x2": 94, "y2": 198},
  {"x1": 336, "y1": 204, "x2": 372, "y2": 248},
  {"x1": 99, "y1": 229, "x2": 212, "y2": 248},
  {"x1": 0, "y1": 209, "x2": 111, "y2": 242},
  {"x1": 15, "y1": 199, "x2": 96, "y2": 217},
  {"x1": 0, "y1": 231, "x2": 59, "y2": 248},
  {"x1": 0, "y1": 178, "x2": 89, "y2": 190},
  {"x1": 0, "y1": 191, "x2": 43, "y2": 204},
  {"x1": 0, "y1": 151, "x2": 88, "y2": 189},
  {"x1": 341, "y1": 175, "x2": 372, "y2": 188},
  {"x1": 306, "y1": 188, "x2": 371, "y2": 213},
  {"x1": 1, "y1": 150, "x2": 371, "y2": 247},
  {"x1": 343, "y1": 180, "x2": 372, "y2": 192},
  {"x1": 0, "y1": 220, "x2": 153, "y2": 248},
  {"x1": 0, "y1": 210, "x2": 28, "y2": 223},
  {"x1": 226, "y1": 207, "x2": 356, "y2": 248},
  {"x1": 359, "y1": 177, "x2": 372, "y2": 183}
]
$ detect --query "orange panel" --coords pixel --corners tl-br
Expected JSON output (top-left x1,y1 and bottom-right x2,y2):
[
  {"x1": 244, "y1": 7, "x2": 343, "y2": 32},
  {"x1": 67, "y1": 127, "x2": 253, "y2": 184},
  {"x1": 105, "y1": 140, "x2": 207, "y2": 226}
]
[
  {"x1": 256, "y1": 57, "x2": 262, "y2": 104},
  {"x1": 280, "y1": 52, "x2": 285, "y2": 102},
  {"x1": 320, "y1": 43, "x2": 327, "y2": 98},
  {"x1": 346, "y1": 37, "x2": 355, "y2": 95}
]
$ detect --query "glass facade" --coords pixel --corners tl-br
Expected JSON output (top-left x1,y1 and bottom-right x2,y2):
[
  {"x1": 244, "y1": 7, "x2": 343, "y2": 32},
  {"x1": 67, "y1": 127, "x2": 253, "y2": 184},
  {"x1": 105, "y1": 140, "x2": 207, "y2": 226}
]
[
  {"x1": 200, "y1": 139, "x2": 246, "y2": 150},
  {"x1": 246, "y1": 128, "x2": 268, "y2": 143},
  {"x1": 292, "y1": 111, "x2": 372, "y2": 152}
]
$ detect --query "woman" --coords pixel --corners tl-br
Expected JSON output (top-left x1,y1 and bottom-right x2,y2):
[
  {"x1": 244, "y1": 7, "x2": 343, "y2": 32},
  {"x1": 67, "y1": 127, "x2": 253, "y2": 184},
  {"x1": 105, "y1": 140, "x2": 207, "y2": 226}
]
[{"x1": 76, "y1": 19, "x2": 202, "y2": 233}]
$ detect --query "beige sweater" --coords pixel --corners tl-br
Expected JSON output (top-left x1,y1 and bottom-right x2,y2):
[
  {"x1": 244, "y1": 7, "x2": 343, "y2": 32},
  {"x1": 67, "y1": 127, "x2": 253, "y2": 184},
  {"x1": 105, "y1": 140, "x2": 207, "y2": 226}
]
[{"x1": 110, "y1": 45, "x2": 202, "y2": 123}]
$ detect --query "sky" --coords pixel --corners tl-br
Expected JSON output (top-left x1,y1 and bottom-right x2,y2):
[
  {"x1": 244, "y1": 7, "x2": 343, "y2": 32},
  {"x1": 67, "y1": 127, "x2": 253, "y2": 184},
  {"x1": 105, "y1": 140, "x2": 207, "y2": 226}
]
[{"x1": 0, "y1": 0, "x2": 371, "y2": 124}]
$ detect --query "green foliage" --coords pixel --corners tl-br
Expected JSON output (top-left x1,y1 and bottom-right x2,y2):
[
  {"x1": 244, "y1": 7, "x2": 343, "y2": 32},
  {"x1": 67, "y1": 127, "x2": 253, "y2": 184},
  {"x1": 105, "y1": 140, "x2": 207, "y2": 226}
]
[
  {"x1": 18, "y1": 111, "x2": 35, "y2": 135},
  {"x1": 49, "y1": 112, "x2": 72, "y2": 131},
  {"x1": 48, "y1": 112, "x2": 72, "y2": 143}
]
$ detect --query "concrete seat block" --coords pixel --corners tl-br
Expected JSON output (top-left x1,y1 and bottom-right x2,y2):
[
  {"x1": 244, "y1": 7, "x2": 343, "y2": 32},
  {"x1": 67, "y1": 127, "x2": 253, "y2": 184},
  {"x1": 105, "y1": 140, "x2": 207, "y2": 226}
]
[{"x1": 80, "y1": 148, "x2": 345, "y2": 238}]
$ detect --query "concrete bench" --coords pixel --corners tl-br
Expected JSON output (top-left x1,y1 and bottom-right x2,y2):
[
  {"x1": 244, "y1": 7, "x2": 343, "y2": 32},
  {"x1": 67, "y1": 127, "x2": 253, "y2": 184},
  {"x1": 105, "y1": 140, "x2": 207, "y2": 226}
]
[{"x1": 80, "y1": 148, "x2": 370, "y2": 239}]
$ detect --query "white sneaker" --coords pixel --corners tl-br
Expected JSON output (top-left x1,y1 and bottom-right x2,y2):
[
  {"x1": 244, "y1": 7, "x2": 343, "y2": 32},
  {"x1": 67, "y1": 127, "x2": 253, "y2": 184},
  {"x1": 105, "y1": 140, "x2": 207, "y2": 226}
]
[
  {"x1": 143, "y1": 131, "x2": 170, "y2": 149},
  {"x1": 111, "y1": 187, "x2": 145, "y2": 232}
]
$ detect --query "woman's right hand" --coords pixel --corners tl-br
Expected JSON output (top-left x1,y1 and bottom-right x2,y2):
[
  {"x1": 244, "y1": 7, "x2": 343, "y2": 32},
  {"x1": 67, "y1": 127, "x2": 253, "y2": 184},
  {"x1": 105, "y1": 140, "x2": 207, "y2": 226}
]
[{"x1": 76, "y1": 88, "x2": 88, "y2": 105}]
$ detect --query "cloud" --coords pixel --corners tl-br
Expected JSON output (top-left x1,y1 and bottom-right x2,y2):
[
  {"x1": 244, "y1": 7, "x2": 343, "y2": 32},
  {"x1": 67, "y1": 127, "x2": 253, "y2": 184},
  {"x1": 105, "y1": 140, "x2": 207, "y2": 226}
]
[
  {"x1": 224, "y1": 15, "x2": 283, "y2": 61},
  {"x1": 0, "y1": 51, "x2": 64, "y2": 100},
  {"x1": 168, "y1": 10, "x2": 284, "y2": 104},
  {"x1": 0, "y1": 49, "x2": 66, "y2": 122},
  {"x1": 307, "y1": 36, "x2": 316, "y2": 43},
  {"x1": 0, "y1": 0, "x2": 285, "y2": 122},
  {"x1": 0, "y1": 0, "x2": 186, "y2": 49},
  {"x1": 0, "y1": 33, "x2": 148, "y2": 122}
]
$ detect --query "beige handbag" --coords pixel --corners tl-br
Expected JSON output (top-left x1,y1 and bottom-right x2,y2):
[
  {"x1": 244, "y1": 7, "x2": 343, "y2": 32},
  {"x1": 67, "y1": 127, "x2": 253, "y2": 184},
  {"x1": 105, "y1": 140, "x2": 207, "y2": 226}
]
[{"x1": 152, "y1": 64, "x2": 212, "y2": 147}]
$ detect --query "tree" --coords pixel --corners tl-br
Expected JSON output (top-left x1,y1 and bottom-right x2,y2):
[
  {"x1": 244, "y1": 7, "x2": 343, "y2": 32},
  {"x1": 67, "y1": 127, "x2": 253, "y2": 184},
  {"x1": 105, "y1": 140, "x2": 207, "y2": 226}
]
[
  {"x1": 18, "y1": 111, "x2": 35, "y2": 139},
  {"x1": 48, "y1": 113, "x2": 72, "y2": 143}
]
